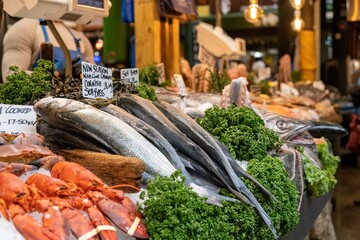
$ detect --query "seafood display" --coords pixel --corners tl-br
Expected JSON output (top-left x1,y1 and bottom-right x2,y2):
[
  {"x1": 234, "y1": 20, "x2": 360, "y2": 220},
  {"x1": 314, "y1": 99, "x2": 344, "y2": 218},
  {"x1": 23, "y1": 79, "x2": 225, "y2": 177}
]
[
  {"x1": 0, "y1": 135, "x2": 148, "y2": 240},
  {"x1": 0, "y1": 73, "x2": 345, "y2": 240}
]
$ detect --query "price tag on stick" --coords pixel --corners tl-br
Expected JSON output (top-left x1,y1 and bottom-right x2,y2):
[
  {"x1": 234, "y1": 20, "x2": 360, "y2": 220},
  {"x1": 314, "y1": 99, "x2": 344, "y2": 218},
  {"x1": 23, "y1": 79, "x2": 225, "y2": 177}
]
[
  {"x1": 82, "y1": 62, "x2": 113, "y2": 99},
  {"x1": 174, "y1": 74, "x2": 188, "y2": 96},
  {"x1": 156, "y1": 63, "x2": 166, "y2": 84},
  {"x1": 120, "y1": 68, "x2": 140, "y2": 86},
  {"x1": 0, "y1": 105, "x2": 37, "y2": 134}
]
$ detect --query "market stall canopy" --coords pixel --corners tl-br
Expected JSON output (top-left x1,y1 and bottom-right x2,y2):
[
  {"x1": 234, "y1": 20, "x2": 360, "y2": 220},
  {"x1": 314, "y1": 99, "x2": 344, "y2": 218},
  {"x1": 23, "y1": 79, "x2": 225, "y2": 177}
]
[
  {"x1": 196, "y1": 22, "x2": 246, "y2": 58},
  {"x1": 4, "y1": 0, "x2": 111, "y2": 24}
]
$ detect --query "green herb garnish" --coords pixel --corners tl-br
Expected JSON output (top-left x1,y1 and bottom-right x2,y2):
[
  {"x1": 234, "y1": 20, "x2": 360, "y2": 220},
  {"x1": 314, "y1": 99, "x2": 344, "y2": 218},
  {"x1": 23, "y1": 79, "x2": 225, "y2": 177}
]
[
  {"x1": 197, "y1": 105, "x2": 282, "y2": 161},
  {"x1": 0, "y1": 59, "x2": 54, "y2": 104}
]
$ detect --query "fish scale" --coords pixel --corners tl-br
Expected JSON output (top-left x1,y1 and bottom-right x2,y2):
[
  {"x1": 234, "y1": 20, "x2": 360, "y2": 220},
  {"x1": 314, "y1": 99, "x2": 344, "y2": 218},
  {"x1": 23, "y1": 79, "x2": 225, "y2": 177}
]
[{"x1": 34, "y1": 97, "x2": 176, "y2": 177}]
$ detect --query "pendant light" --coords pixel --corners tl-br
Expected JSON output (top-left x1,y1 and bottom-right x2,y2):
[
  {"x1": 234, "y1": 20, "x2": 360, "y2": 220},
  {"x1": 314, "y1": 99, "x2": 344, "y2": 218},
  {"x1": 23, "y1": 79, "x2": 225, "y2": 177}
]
[
  {"x1": 291, "y1": 9, "x2": 305, "y2": 32},
  {"x1": 244, "y1": 0, "x2": 264, "y2": 23},
  {"x1": 289, "y1": 0, "x2": 306, "y2": 9}
]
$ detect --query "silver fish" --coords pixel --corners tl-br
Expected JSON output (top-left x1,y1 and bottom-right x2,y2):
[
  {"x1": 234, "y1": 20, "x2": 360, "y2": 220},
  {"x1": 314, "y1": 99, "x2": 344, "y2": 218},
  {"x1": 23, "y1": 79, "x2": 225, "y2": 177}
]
[
  {"x1": 34, "y1": 97, "x2": 176, "y2": 177},
  {"x1": 119, "y1": 94, "x2": 253, "y2": 206},
  {"x1": 100, "y1": 105, "x2": 241, "y2": 206},
  {"x1": 37, "y1": 121, "x2": 112, "y2": 153}
]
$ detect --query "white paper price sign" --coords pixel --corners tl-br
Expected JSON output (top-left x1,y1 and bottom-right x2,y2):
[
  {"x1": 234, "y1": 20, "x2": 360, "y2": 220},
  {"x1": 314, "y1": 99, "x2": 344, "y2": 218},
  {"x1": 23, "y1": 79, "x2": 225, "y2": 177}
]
[
  {"x1": 0, "y1": 105, "x2": 37, "y2": 134},
  {"x1": 174, "y1": 74, "x2": 188, "y2": 96},
  {"x1": 82, "y1": 62, "x2": 113, "y2": 99},
  {"x1": 156, "y1": 63, "x2": 166, "y2": 84},
  {"x1": 121, "y1": 68, "x2": 139, "y2": 86},
  {"x1": 198, "y1": 45, "x2": 216, "y2": 68},
  {"x1": 258, "y1": 67, "x2": 271, "y2": 80}
]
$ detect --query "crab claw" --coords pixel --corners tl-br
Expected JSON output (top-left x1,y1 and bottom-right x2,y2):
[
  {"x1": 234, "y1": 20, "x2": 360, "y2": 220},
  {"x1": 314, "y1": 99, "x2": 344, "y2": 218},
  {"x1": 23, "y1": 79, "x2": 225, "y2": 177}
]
[
  {"x1": 29, "y1": 156, "x2": 65, "y2": 170},
  {"x1": 12, "y1": 133, "x2": 45, "y2": 146},
  {"x1": 0, "y1": 162, "x2": 38, "y2": 176}
]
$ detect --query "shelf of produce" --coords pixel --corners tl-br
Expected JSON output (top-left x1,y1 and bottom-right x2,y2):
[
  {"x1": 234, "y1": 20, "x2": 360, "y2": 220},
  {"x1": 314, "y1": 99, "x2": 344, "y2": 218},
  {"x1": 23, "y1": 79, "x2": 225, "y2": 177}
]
[{"x1": 281, "y1": 191, "x2": 331, "y2": 240}]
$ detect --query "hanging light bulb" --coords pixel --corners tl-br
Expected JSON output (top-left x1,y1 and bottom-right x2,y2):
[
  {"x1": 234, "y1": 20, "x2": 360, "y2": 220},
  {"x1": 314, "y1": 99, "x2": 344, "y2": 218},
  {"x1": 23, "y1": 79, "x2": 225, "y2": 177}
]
[
  {"x1": 291, "y1": 9, "x2": 305, "y2": 32},
  {"x1": 289, "y1": 0, "x2": 305, "y2": 9},
  {"x1": 244, "y1": 0, "x2": 264, "y2": 23}
]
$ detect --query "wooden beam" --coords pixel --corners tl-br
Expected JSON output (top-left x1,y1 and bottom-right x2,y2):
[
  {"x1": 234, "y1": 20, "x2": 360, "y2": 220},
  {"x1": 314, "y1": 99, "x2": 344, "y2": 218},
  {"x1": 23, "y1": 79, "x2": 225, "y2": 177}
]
[
  {"x1": 134, "y1": 0, "x2": 161, "y2": 69},
  {"x1": 167, "y1": 18, "x2": 180, "y2": 84}
]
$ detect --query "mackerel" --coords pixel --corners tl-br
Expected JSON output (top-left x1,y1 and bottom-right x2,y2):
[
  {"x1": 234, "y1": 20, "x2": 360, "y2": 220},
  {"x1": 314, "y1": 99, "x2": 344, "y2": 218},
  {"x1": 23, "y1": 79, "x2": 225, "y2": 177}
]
[
  {"x1": 154, "y1": 100, "x2": 278, "y2": 238},
  {"x1": 119, "y1": 94, "x2": 253, "y2": 206},
  {"x1": 34, "y1": 97, "x2": 176, "y2": 177}
]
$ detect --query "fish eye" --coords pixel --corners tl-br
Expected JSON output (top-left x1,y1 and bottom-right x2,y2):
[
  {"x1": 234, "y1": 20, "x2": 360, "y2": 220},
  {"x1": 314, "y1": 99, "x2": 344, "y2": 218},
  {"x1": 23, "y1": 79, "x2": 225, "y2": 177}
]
[{"x1": 276, "y1": 121, "x2": 287, "y2": 129}]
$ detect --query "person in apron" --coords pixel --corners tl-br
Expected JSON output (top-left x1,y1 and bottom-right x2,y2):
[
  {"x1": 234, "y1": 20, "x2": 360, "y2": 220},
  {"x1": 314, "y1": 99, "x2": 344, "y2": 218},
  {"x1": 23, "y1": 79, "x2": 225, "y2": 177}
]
[
  {"x1": 2, "y1": 18, "x2": 94, "y2": 82},
  {"x1": 31, "y1": 20, "x2": 85, "y2": 79}
]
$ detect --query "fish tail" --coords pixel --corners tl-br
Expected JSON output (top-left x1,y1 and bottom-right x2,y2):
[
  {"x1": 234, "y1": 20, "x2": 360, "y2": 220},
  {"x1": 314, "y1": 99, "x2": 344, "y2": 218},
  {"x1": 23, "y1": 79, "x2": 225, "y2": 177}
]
[
  {"x1": 189, "y1": 183, "x2": 239, "y2": 207},
  {"x1": 243, "y1": 188, "x2": 278, "y2": 239}
]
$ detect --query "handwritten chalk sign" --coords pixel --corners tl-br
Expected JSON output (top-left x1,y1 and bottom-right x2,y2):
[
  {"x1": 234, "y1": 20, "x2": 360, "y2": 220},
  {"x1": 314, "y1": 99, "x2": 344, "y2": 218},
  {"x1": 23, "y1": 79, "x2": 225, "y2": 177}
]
[
  {"x1": 198, "y1": 45, "x2": 216, "y2": 68},
  {"x1": 82, "y1": 62, "x2": 113, "y2": 99},
  {"x1": 0, "y1": 105, "x2": 36, "y2": 134},
  {"x1": 120, "y1": 68, "x2": 139, "y2": 86},
  {"x1": 258, "y1": 67, "x2": 271, "y2": 81},
  {"x1": 156, "y1": 63, "x2": 166, "y2": 84},
  {"x1": 174, "y1": 74, "x2": 188, "y2": 96}
]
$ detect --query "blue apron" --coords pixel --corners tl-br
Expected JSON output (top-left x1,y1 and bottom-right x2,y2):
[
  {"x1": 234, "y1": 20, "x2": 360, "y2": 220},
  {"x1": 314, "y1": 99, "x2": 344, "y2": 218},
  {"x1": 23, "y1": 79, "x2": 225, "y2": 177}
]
[{"x1": 32, "y1": 21, "x2": 85, "y2": 71}]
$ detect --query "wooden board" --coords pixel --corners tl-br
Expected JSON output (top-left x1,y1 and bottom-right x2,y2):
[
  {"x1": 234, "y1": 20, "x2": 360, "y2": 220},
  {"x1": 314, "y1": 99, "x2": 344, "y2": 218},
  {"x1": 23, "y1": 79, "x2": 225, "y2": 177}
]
[{"x1": 57, "y1": 149, "x2": 145, "y2": 189}]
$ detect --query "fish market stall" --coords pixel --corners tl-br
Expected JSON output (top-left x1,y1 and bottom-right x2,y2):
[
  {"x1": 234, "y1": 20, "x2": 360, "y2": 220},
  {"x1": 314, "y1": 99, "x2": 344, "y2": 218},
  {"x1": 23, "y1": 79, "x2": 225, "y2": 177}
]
[{"x1": 0, "y1": 57, "x2": 345, "y2": 239}]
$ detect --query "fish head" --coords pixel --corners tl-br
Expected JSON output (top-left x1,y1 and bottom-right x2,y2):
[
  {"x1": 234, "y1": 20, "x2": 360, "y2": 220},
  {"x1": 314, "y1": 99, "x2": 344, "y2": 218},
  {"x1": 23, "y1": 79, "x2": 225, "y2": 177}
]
[
  {"x1": 263, "y1": 112, "x2": 314, "y2": 146},
  {"x1": 34, "y1": 97, "x2": 85, "y2": 113}
]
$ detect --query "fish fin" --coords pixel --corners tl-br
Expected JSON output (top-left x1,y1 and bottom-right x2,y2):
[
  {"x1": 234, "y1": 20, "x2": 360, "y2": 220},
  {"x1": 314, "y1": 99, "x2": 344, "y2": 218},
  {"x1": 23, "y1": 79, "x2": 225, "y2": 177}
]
[
  {"x1": 182, "y1": 159, "x2": 195, "y2": 171},
  {"x1": 141, "y1": 172, "x2": 155, "y2": 183},
  {"x1": 189, "y1": 183, "x2": 238, "y2": 207},
  {"x1": 242, "y1": 188, "x2": 278, "y2": 239}
]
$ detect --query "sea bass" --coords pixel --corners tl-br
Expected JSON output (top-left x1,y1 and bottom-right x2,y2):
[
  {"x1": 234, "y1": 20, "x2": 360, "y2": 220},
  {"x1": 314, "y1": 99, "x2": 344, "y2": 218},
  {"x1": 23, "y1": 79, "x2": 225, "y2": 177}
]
[
  {"x1": 34, "y1": 97, "x2": 176, "y2": 177},
  {"x1": 37, "y1": 121, "x2": 112, "y2": 153},
  {"x1": 100, "y1": 104, "x2": 238, "y2": 206},
  {"x1": 100, "y1": 104, "x2": 188, "y2": 175},
  {"x1": 118, "y1": 94, "x2": 253, "y2": 206}
]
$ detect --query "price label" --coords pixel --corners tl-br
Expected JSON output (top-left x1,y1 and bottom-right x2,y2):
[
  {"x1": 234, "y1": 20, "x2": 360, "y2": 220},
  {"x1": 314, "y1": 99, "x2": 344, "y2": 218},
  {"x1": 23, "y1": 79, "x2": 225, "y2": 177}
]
[
  {"x1": 156, "y1": 63, "x2": 166, "y2": 84},
  {"x1": 258, "y1": 67, "x2": 271, "y2": 81},
  {"x1": 0, "y1": 105, "x2": 36, "y2": 134},
  {"x1": 120, "y1": 68, "x2": 140, "y2": 86},
  {"x1": 82, "y1": 62, "x2": 113, "y2": 99},
  {"x1": 198, "y1": 45, "x2": 216, "y2": 68},
  {"x1": 174, "y1": 74, "x2": 188, "y2": 96}
]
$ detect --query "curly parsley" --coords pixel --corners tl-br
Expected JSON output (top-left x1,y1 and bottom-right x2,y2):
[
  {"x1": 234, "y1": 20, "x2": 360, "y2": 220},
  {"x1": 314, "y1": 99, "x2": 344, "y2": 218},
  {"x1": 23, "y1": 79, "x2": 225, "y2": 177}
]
[
  {"x1": 197, "y1": 105, "x2": 282, "y2": 161},
  {"x1": 0, "y1": 59, "x2": 54, "y2": 104},
  {"x1": 140, "y1": 155, "x2": 299, "y2": 240},
  {"x1": 303, "y1": 140, "x2": 340, "y2": 197}
]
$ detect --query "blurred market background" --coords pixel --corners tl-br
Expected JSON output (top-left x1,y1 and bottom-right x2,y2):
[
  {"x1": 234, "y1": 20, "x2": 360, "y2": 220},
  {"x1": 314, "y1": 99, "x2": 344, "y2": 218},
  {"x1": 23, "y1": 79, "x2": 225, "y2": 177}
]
[{"x1": 1, "y1": 0, "x2": 360, "y2": 239}]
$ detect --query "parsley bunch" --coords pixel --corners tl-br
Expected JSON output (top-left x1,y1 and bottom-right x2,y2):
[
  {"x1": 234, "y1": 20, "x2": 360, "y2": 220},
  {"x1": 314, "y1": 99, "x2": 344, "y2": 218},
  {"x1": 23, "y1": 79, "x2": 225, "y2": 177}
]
[
  {"x1": 140, "y1": 155, "x2": 299, "y2": 240},
  {"x1": 303, "y1": 140, "x2": 340, "y2": 197},
  {"x1": 243, "y1": 156, "x2": 300, "y2": 238},
  {"x1": 136, "y1": 84, "x2": 157, "y2": 101},
  {"x1": 0, "y1": 60, "x2": 54, "y2": 104},
  {"x1": 139, "y1": 64, "x2": 160, "y2": 86},
  {"x1": 197, "y1": 105, "x2": 282, "y2": 161}
]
